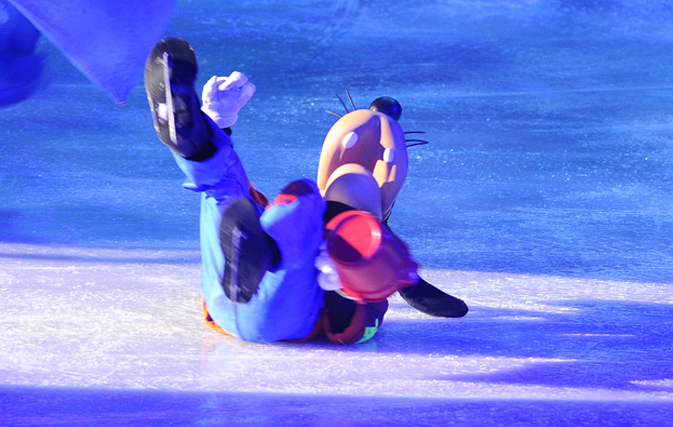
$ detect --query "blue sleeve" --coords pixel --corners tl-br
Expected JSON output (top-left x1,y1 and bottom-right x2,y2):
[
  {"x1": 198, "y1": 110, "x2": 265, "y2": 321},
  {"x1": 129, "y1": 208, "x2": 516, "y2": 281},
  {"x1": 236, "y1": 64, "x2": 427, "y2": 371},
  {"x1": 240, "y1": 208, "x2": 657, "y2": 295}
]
[{"x1": 171, "y1": 119, "x2": 251, "y2": 204}]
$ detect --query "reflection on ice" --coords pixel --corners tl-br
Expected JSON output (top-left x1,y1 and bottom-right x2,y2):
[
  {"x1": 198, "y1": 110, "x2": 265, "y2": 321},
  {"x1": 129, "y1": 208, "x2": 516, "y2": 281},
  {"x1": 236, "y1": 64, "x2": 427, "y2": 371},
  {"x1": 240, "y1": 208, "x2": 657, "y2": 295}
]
[{"x1": 1, "y1": 244, "x2": 672, "y2": 405}]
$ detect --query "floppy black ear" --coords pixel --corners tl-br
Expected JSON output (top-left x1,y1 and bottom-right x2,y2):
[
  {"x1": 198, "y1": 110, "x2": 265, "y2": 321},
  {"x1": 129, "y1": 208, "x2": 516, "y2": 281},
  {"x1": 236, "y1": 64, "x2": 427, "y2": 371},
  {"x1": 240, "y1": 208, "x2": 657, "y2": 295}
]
[{"x1": 369, "y1": 96, "x2": 402, "y2": 121}]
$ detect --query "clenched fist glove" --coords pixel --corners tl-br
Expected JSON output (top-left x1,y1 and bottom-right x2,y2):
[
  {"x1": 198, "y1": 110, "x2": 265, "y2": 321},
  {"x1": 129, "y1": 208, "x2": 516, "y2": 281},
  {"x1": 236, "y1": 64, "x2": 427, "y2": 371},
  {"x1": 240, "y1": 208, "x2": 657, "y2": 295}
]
[{"x1": 201, "y1": 71, "x2": 256, "y2": 128}]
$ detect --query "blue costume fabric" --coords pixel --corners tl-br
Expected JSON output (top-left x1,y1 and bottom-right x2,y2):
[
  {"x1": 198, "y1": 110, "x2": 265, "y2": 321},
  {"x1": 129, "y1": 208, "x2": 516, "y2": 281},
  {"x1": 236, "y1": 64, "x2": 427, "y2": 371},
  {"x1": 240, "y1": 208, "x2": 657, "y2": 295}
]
[
  {"x1": 173, "y1": 118, "x2": 325, "y2": 343},
  {"x1": 173, "y1": 117, "x2": 390, "y2": 344},
  {"x1": 8, "y1": 0, "x2": 175, "y2": 104},
  {"x1": 0, "y1": 0, "x2": 43, "y2": 106}
]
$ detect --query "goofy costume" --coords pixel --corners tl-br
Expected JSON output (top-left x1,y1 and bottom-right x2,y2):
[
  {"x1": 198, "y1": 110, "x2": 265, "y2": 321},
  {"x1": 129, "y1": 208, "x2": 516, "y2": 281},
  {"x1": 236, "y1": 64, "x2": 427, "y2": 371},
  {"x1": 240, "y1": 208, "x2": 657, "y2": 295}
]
[{"x1": 144, "y1": 38, "x2": 467, "y2": 345}]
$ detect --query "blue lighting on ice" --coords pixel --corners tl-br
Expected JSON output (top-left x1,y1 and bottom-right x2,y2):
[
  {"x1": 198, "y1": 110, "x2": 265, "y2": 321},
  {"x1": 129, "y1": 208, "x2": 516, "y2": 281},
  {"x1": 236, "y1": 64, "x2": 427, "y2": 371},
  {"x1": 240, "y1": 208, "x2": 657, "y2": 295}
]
[{"x1": 1, "y1": 0, "x2": 673, "y2": 425}]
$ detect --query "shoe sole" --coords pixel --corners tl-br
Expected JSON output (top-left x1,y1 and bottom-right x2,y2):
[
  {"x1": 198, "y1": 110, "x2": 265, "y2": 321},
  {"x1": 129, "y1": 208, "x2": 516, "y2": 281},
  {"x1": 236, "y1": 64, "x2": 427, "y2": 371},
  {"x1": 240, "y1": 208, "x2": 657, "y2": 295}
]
[
  {"x1": 144, "y1": 38, "x2": 204, "y2": 156},
  {"x1": 219, "y1": 198, "x2": 275, "y2": 303}
]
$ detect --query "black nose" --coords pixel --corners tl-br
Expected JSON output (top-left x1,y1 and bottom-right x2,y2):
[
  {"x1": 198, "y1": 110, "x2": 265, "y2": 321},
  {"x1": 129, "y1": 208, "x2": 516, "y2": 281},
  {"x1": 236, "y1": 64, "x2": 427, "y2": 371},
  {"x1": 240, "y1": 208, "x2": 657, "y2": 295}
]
[{"x1": 369, "y1": 96, "x2": 402, "y2": 121}]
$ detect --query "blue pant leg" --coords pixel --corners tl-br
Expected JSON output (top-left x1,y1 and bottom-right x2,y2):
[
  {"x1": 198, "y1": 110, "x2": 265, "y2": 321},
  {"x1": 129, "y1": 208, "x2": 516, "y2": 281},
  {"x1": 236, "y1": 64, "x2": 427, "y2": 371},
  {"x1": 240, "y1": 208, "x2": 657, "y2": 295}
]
[
  {"x1": 175, "y1": 122, "x2": 325, "y2": 342},
  {"x1": 172, "y1": 119, "x2": 255, "y2": 339},
  {"x1": 234, "y1": 180, "x2": 326, "y2": 342}
]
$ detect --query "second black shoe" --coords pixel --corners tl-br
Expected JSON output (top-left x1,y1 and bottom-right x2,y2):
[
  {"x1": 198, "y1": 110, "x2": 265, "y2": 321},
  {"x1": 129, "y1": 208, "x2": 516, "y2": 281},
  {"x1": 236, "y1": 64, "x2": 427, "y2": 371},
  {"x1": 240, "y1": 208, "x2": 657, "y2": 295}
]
[
  {"x1": 399, "y1": 277, "x2": 469, "y2": 318},
  {"x1": 219, "y1": 198, "x2": 280, "y2": 303}
]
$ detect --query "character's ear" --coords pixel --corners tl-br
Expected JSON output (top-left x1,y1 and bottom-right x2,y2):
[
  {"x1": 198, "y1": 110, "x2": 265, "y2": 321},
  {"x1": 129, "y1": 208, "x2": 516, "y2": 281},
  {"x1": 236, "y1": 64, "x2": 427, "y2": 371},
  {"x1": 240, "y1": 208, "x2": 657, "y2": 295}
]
[{"x1": 369, "y1": 96, "x2": 402, "y2": 121}]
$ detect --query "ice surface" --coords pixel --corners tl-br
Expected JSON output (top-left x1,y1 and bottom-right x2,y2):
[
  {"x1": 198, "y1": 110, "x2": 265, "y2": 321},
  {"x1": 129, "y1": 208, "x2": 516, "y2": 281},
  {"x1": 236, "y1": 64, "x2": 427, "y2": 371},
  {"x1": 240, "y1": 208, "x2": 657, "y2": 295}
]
[{"x1": 1, "y1": 0, "x2": 673, "y2": 425}]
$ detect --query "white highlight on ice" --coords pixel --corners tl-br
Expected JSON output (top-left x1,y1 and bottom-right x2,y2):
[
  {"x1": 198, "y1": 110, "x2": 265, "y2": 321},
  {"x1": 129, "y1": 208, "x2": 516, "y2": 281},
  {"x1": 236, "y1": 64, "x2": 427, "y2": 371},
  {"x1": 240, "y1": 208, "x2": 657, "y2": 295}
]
[{"x1": 631, "y1": 379, "x2": 673, "y2": 387}]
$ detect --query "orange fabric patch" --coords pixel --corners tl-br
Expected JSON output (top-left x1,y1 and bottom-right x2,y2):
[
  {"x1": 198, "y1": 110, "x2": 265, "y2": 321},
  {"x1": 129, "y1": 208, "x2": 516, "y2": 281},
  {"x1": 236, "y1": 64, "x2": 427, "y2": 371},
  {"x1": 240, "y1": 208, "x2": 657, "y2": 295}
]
[
  {"x1": 272, "y1": 194, "x2": 298, "y2": 205},
  {"x1": 202, "y1": 300, "x2": 230, "y2": 336}
]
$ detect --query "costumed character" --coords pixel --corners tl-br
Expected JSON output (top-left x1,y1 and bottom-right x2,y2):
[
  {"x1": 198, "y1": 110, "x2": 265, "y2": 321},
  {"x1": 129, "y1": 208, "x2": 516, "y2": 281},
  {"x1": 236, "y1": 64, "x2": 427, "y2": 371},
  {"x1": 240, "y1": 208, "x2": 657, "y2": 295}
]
[
  {"x1": 0, "y1": 0, "x2": 43, "y2": 106},
  {"x1": 316, "y1": 93, "x2": 469, "y2": 319},
  {"x1": 144, "y1": 37, "x2": 467, "y2": 345}
]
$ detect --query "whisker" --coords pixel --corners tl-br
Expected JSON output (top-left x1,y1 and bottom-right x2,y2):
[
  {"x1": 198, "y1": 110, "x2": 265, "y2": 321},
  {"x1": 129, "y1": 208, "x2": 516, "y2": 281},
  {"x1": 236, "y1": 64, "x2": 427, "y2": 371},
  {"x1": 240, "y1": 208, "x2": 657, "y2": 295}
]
[
  {"x1": 326, "y1": 110, "x2": 343, "y2": 118},
  {"x1": 335, "y1": 93, "x2": 350, "y2": 114},
  {"x1": 404, "y1": 131, "x2": 426, "y2": 134},
  {"x1": 405, "y1": 139, "x2": 430, "y2": 148},
  {"x1": 345, "y1": 90, "x2": 356, "y2": 111}
]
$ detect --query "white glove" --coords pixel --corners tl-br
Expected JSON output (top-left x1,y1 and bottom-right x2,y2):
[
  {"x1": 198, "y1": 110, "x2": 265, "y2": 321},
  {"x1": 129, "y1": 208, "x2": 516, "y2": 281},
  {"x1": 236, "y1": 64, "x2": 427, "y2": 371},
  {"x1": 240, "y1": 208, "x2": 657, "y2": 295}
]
[
  {"x1": 315, "y1": 243, "x2": 343, "y2": 291},
  {"x1": 201, "y1": 71, "x2": 256, "y2": 128}
]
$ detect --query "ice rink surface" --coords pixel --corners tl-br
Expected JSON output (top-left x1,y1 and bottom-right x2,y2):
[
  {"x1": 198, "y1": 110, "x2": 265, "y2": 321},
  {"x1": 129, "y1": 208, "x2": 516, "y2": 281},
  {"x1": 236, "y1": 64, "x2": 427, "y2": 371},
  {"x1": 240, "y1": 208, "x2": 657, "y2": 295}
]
[{"x1": 2, "y1": 0, "x2": 673, "y2": 425}]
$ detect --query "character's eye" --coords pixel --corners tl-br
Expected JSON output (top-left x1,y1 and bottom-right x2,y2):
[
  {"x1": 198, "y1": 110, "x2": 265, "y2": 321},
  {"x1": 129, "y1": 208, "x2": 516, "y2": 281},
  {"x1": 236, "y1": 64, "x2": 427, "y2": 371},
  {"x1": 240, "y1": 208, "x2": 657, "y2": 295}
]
[
  {"x1": 342, "y1": 131, "x2": 359, "y2": 148},
  {"x1": 383, "y1": 148, "x2": 395, "y2": 163},
  {"x1": 369, "y1": 97, "x2": 402, "y2": 121}
]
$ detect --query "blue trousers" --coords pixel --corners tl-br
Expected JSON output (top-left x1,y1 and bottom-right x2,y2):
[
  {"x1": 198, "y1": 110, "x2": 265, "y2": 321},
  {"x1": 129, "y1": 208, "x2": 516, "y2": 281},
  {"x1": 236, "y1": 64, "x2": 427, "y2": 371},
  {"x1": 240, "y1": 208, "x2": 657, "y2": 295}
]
[{"x1": 173, "y1": 119, "x2": 325, "y2": 343}]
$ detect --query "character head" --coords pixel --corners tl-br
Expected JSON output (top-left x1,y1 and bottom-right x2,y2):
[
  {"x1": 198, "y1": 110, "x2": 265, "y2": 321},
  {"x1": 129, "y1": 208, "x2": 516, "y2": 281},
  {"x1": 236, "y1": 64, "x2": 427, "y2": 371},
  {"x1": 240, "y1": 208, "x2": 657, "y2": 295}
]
[{"x1": 317, "y1": 97, "x2": 408, "y2": 221}]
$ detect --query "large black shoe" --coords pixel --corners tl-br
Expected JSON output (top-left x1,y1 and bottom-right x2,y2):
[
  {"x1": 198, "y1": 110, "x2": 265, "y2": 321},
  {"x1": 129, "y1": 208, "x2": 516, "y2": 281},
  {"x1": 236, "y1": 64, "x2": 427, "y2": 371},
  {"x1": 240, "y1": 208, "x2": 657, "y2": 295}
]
[
  {"x1": 219, "y1": 198, "x2": 280, "y2": 303},
  {"x1": 144, "y1": 37, "x2": 215, "y2": 161},
  {"x1": 399, "y1": 277, "x2": 469, "y2": 318}
]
